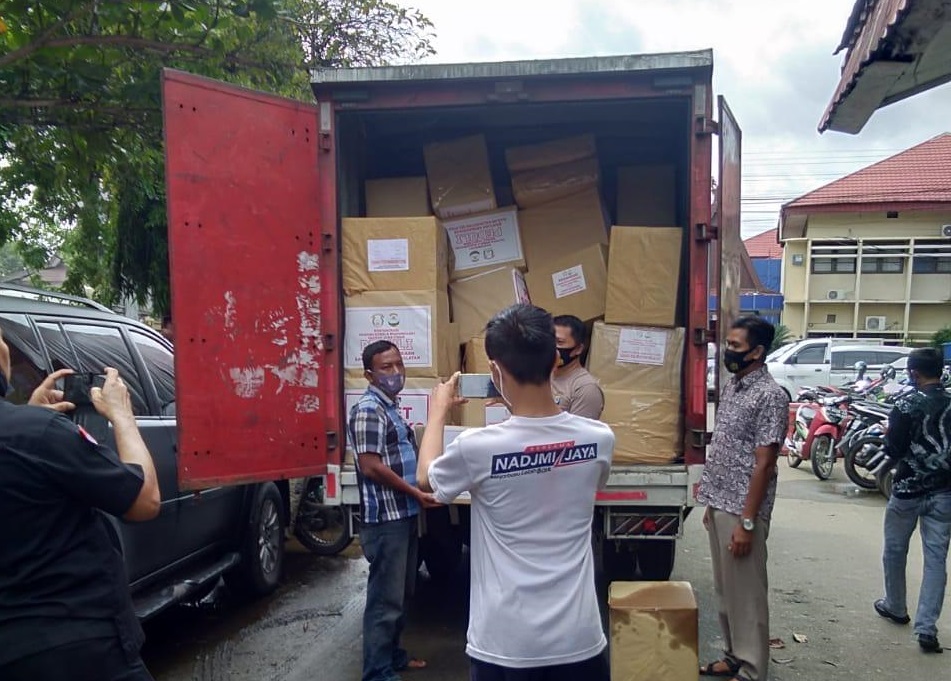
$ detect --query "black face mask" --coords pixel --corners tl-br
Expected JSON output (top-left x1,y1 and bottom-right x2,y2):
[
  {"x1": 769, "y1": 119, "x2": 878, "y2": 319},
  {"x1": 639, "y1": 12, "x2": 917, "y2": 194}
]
[
  {"x1": 723, "y1": 347, "x2": 760, "y2": 374},
  {"x1": 557, "y1": 347, "x2": 578, "y2": 368}
]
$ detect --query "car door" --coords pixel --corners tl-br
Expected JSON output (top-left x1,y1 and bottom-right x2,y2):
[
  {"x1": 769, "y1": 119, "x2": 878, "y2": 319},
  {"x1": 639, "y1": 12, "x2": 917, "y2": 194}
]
[
  {"x1": 34, "y1": 319, "x2": 181, "y2": 582},
  {"x1": 830, "y1": 349, "x2": 868, "y2": 384},
  {"x1": 784, "y1": 343, "x2": 830, "y2": 392}
]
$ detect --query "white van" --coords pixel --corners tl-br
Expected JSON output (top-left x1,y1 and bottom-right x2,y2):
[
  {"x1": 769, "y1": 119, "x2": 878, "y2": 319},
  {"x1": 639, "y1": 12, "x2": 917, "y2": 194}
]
[{"x1": 766, "y1": 340, "x2": 911, "y2": 397}]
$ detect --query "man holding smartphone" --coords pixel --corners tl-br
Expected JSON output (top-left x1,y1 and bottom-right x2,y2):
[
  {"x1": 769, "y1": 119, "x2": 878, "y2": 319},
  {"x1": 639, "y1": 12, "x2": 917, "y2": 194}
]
[{"x1": 0, "y1": 327, "x2": 160, "y2": 681}]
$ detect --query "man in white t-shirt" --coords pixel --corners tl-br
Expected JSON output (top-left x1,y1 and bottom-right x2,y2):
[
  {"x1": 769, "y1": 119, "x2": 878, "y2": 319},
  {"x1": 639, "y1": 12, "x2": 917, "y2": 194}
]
[{"x1": 417, "y1": 303, "x2": 614, "y2": 681}]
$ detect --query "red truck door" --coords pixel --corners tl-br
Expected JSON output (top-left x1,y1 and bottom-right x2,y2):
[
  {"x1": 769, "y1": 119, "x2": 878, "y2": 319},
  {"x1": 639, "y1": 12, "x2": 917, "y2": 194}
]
[
  {"x1": 717, "y1": 96, "x2": 743, "y2": 390},
  {"x1": 162, "y1": 70, "x2": 338, "y2": 490}
]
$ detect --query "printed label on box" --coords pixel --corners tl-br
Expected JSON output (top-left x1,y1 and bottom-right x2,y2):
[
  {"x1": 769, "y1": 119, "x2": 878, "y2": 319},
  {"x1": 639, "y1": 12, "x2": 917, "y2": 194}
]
[
  {"x1": 485, "y1": 405, "x2": 511, "y2": 425},
  {"x1": 617, "y1": 327, "x2": 668, "y2": 366},
  {"x1": 512, "y1": 270, "x2": 531, "y2": 304},
  {"x1": 346, "y1": 389, "x2": 431, "y2": 430},
  {"x1": 345, "y1": 305, "x2": 432, "y2": 368},
  {"x1": 552, "y1": 264, "x2": 587, "y2": 299},
  {"x1": 367, "y1": 238, "x2": 410, "y2": 272},
  {"x1": 444, "y1": 211, "x2": 523, "y2": 272}
]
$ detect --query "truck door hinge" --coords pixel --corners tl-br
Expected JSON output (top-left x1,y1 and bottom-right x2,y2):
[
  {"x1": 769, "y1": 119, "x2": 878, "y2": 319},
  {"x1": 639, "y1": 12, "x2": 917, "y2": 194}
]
[
  {"x1": 695, "y1": 222, "x2": 719, "y2": 242},
  {"x1": 690, "y1": 429, "x2": 712, "y2": 449},
  {"x1": 695, "y1": 115, "x2": 719, "y2": 136},
  {"x1": 326, "y1": 431, "x2": 339, "y2": 451},
  {"x1": 693, "y1": 327, "x2": 714, "y2": 346}
]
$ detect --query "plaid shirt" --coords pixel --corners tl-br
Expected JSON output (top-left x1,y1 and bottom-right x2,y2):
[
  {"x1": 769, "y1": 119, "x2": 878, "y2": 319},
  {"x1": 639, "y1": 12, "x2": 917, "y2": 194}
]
[{"x1": 348, "y1": 385, "x2": 420, "y2": 524}]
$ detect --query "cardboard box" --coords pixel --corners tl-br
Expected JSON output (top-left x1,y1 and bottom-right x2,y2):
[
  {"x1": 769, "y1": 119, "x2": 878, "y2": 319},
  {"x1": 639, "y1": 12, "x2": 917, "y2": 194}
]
[
  {"x1": 342, "y1": 217, "x2": 450, "y2": 295},
  {"x1": 343, "y1": 290, "x2": 453, "y2": 378},
  {"x1": 525, "y1": 243, "x2": 608, "y2": 322},
  {"x1": 588, "y1": 322, "x2": 685, "y2": 392},
  {"x1": 365, "y1": 177, "x2": 432, "y2": 217},
  {"x1": 344, "y1": 377, "x2": 444, "y2": 432},
  {"x1": 616, "y1": 165, "x2": 677, "y2": 227},
  {"x1": 442, "y1": 207, "x2": 526, "y2": 280},
  {"x1": 450, "y1": 267, "x2": 530, "y2": 344},
  {"x1": 609, "y1": 582, "x2": 698, "y2": 681},
  {"x1": 518, "y1": 188, "x2": 609, "y2": 272},
  {"x1": 463, "y1": 337, "x2": 492, "y2": 373},
  {"x1": 601, "y1": 389, "x2": 682, "y2": 465},
  {"x1": 424, "y1": 135, "x2": 497, "y2": 219},
  {"x1": 511, "y1": 157, "x2": 600, "y2": 209},
  {"x1": 505, "y1": 134, "x2": 597, "y2": 173},
  {"x1": 605, "y1": 226, "x2": 682, "y2": 327},
  {"x1": 457, "y1": 399, "x2": 511, "y2": 427}
]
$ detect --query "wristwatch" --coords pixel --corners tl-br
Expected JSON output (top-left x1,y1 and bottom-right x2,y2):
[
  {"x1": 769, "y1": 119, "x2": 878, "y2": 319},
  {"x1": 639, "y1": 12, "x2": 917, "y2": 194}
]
[{"x1": 741, "y1": 517, "x2": 755, "y2": 531}]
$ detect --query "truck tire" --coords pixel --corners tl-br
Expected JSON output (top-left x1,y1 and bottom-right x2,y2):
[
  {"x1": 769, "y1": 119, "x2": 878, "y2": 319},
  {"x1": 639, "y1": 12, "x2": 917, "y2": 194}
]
[
  {"x1": 225, "y1": 482, "x2": 285, "y2": 598},
  {"x1": 419, "y1": 507, "x2": 462, "y2": 581},
  {"x1": 636, "y1": 541, "x2": 676, "y2": 581},
  {"x1": 294, "y1": 480, "x2": 353, "y2": 556}
]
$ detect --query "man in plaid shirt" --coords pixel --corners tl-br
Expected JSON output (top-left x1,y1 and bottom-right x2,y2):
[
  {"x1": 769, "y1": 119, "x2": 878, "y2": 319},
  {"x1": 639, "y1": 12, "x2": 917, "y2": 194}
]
[{"x1": 349, "y1": 340, "x2": 438, "y2": 681}]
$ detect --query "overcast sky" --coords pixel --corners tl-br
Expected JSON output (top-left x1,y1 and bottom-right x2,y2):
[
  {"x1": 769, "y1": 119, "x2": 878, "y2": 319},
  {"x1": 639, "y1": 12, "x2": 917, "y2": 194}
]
[{"x1": 408, "y1": 0, "x2": 951, "y2": 238}]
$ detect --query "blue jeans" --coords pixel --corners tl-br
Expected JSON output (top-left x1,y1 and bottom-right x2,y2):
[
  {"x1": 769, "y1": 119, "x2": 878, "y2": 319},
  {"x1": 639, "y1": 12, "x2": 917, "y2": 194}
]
[
  {"x1": 882, "y1": 491, "x2": 951, "y2": 638},
  {"x1": 360, "y1": 516, "x2": 419, "y2": 681}
]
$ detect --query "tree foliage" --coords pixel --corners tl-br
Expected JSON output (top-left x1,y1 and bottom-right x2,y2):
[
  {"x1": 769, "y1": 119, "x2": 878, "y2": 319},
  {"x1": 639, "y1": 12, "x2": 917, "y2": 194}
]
[{"x1": 0, "y1": 0, "x2": 433, "y2": 312}]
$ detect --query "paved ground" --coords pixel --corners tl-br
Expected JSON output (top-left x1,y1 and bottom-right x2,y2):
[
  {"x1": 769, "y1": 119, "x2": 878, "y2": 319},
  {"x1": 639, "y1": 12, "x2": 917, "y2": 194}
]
[{"x1": 144, "y1": 461, "x2": 950, "y2": 680}]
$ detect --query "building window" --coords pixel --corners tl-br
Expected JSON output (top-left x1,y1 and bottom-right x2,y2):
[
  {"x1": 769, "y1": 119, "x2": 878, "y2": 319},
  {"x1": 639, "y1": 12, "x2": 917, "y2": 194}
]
[
  {"x1": 861, "y1": 257, "x2": 904, "y2": 274},
  {"x1": 826, "y1": 314, "x2": 837, "y2": 324},
  {"x1": 913, "y1": 256, "x2": 951, "y2": 274},
  {"x1": 812, "y1": 256, "x2": 855, "y2": 274}
]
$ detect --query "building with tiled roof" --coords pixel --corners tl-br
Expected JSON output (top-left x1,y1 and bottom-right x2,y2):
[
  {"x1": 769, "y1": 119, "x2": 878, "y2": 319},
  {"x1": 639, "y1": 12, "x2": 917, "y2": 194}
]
[{"x1": 778, "y1": 134, "x2": 951, "y2": 342}]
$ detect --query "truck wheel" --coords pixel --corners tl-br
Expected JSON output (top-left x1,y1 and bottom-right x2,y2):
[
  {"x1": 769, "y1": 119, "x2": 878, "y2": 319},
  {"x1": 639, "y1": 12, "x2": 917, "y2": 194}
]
[
  {"x1": 601, "y1": 541, "x2": 637, "y2": 583},
  {"x1": 225, "y1": 482, "x2": 285, "y2": 598},
  {"x1": 419, "y1": 507, "x2": 462, "y2": 581},
  {"x1": 294, "y1": 480, "x2": 353, "y2": 556},
  {"x1": 636, "y1": 541, "x2": 676, "y2": 581}
]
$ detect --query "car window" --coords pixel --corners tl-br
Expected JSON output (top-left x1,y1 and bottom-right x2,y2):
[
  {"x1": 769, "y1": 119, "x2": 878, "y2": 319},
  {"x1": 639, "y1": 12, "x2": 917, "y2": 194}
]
[
  {"x1": 794, "y1": 345, "x2": 826, "y2": 365},
  {"x1": 831, "y1": 350, "x2": 870, "y2": 370},
  {"x1": 129, "y1": 330, "x2": 175, "y2": 411},
  {"x1": 61, "y1": 323, "x2": 149, "y2": 416},
  {"x1": 877, "y1": 351, "x2": 907, "y2": 365},
  {"x1": 36, "y1": 321, "x2": 80, "y2": 373},
  {"x1": 0, "y1": 314, "x2": 48, "y2": 405}
]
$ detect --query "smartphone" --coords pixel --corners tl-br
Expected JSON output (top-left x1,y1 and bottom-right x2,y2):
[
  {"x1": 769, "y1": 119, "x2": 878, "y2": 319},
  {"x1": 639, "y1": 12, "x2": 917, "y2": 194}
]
[
  {"x1": 63, "y1": 372, "x2": 107, "y2": 406},
  {"x1": 458, "y1": 373, "x2": 501, "y2": 399}
]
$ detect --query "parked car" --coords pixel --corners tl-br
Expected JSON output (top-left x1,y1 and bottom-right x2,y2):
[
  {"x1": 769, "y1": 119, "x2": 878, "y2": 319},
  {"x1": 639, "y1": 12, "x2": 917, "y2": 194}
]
[
  {"x1": 766, "y1": 338, "x2": 911, "y2": 398},
  {"x1": 0, "y1": 283, "x2": 288, "y2": 620}
]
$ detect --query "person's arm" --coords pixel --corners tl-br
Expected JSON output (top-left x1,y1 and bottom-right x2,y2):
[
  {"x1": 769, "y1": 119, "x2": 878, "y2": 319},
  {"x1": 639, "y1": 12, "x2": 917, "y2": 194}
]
[
  {"x1": 883, "y1": 405, "x2": 913, "y2": 461},
  {"x1": 417, "y1": 372, "x2": 464, "y2": 493},
  {"x1": 357, "y1": 452, "x2": 438, "y2": 507},
  {"x1": 570, "y1": 382, "x2": 604, "y2": 419}
]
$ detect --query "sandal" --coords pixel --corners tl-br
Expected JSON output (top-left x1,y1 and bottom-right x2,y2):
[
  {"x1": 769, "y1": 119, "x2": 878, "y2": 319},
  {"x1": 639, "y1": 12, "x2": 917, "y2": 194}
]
[
  {"x1": 403, "y1": 658, "x2": 427, "y2": 671},
  {"x1": 700, "y1": 659, "x2": 739, "y2": 677}
]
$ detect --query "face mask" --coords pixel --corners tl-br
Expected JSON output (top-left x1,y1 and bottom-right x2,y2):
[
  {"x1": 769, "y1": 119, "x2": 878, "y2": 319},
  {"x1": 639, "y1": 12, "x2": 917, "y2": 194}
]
[
  {"x1": 374, "y1": 372, "x2": 405, "y2": 396},
  {"x1": 490, "y1": 361, "x2": 511, "y2": 406},
  {"x1": 723, "y1": 348, "x2": 759, "y2": 374},
  {"x1": 557, "y1": 347, "x2": 578, "y2": 368}
]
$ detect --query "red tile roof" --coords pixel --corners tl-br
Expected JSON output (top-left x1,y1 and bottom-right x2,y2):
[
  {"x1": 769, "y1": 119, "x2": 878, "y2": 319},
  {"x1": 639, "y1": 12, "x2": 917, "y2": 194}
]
[
  {"x1": 743, "y1": 229, "x2": 782, "y2": 259},
  {"x1": 784, "y1": 133, "x2": 951, "y2": 210}
]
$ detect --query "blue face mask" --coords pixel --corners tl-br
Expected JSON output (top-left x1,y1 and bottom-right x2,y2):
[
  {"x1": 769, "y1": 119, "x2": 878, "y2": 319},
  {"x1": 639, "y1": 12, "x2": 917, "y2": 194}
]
[{"x1": 374, "y1": 372, "x2": 405, "y2": 396}]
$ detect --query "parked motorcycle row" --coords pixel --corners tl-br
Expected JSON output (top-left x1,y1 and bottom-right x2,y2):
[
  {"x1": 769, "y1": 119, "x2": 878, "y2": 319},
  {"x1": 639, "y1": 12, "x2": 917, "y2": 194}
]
[{"x1": 783, "y1": 361, "x2": 951, "y2": 499}]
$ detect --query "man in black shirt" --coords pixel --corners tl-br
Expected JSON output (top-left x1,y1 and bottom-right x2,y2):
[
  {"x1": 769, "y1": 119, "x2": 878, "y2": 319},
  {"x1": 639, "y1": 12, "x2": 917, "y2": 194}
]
[
  {"x1": 875, "y1": 348, "x2": 951, "y2": 654},
  {"x1": 0, "y1": 327, "x2": 161, "y2": 680}
]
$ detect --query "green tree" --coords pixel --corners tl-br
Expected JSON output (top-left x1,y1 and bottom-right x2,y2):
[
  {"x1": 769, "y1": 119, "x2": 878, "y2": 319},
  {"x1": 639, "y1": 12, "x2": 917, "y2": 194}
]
[
  {"x1": 770, "y1": 323, "x2": 793, "y2": 353},
  {"x1": 0, "y1": 0, "x2": 433, "y2": 312},
  {"x1": 932, "y1": 327, "x2": 951, "y2": 348}
]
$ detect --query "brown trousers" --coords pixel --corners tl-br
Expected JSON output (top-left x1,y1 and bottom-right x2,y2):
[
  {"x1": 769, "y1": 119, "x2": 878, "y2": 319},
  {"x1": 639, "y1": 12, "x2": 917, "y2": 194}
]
[{"x1": 707, "y1": 509, "x2": 770, "y2": 681}]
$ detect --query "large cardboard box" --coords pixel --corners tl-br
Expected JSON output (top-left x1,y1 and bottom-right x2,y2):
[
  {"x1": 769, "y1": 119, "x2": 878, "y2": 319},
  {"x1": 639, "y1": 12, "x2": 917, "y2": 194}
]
[
  {"x1": 616, "y1": 165, "x2": 677, "y2": 227},
  {"x1": 365, "y1": 177, "x2": 432, "y2": 217},
  {"x1": 424, "y1": 135, "x2": 497, "y2": 219},
  {"x1": 588, "y1": 322, "x2": 684, "y2": 392},
  {"x1": 505, "y1": 134, "x2": 597, "y2": 173},
  {"x1": 609, "y1": 582, "x2": 698, "y2": 681},
  {"x1": 442, "y1": 207, "x2": 525, "y2": 280},
  {"x1": 605, "y1": 226, "x2": 682, "y2": 327},
  {"x1": 457, "y1": 399, "x2": 511, "y2": 427},
  {"x1": 511, "y1": 157, "x2": 600, "y2": 209},
  {"x1": 601, "y1": 389, "x2": 682, "y2": 464},
  {"x1": 343, "y1": 290, "x2": 454, "y2": 378},
  {"x1": 342, "y1": 217, "x2": 449, "y2": 296},
  {"x1": 518, "y1": 188, "x2": 609, "y2": 272},
  {"x1": 525, "y1": 243, "x2": 608, "y2": 322},
  {"x1": 450, "y1": 267, "x2": 530, "y2": 343},
  {"x1": 463, "y1": 337, "x2": 492, "y2": 373}
]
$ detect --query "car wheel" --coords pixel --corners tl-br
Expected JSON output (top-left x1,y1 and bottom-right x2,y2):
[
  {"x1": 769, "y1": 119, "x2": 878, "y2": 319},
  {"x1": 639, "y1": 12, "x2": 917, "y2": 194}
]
[{"x1": 225, "y1": 482, "x2": 285, "y2": 598}]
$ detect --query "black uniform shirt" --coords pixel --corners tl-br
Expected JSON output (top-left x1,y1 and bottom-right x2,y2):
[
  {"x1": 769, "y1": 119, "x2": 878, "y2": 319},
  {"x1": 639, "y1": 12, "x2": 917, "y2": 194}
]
[
  {"x1": 885, "y1": 383, "x2": 951, "y2": 499},
  {"x1": 0, "y1": 400, "x2": 146, "y2": 666}
]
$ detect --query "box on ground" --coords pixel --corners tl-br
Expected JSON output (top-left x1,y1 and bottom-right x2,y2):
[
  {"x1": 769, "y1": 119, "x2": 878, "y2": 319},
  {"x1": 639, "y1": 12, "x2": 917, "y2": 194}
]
[
  {"x1": 343, "y1": 290, "x2": 455, "y2": 378},
  {"x1": 442, "y1": 207, "x2": 525, "y2": 280},
  {"x1": 609, "y1": 581, "x2": 698, "y2": 681},
  {"x1": 342, "y1": 217, "x2": 449, "y2": 295},
  {"x1": 616, "y1": 165, "x2": 677, "y2": 227},
  {"x1": 518, "y1": 187, "x2": 609, "y2": 272},
  {"x1": 525, "y1": 243, "x2": 607, "y2": 322},
  {"x1": 600, "y1": 389, "x2": 682, "y2": 464},
  {"x1": 505, "y1": 134, "x2": 597, "y2": 173},
  {"x1": 463, "y1": 337, "x2": 491, "y2": 373},
  {"x1": 457, "y1": 399, "x2": 511, "y2": 427},
  {"x1": 365, "y1": 177, "x2": 432, "y2": 217},
  {"x1": 588, "y1": 322, "x2": 685, "y2": 392},
  {"x1": 424, "y1": 135, "x2": 497, "y2": 219},
  {"x1": 450, "y1": 267, "x2": 530, "y2": 344},
  {"x1": 511, "y1": 157, "x2": 600, "y2": 209},
  {"x1": 605, "y1": 226, "x2": 682, "y2": 327}
]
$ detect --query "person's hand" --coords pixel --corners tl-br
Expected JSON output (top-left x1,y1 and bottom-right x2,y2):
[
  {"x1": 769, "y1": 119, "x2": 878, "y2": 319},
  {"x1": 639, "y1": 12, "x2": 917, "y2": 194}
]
[
  {"x1": 416, "y1": 490, "x2": 443, "y2": 509},
  {"x1": 91, "y1": 368, "x2": 134, "y2": 423},
  {"x1": 729, "y1": 523, "x2": 753, "y2": 558},
  {"x1": 432, "y1": 372, "x2": 467, "y2": 417},
  {"x1": 28, "y1": 368, "x2": 76, "y2": 412},
  {"x1": 702, "y1": 506, "x2": 711, "y2": 530}
]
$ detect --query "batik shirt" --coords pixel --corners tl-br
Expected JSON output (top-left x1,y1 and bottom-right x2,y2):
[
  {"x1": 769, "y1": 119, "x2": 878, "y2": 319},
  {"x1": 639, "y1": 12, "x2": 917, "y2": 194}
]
[
  {"x1": 886, "y1": 384, "x2": 951, "y2": 499},
  {"x1": 697, "y1": 366, "x2": 790, "y2": 522}
]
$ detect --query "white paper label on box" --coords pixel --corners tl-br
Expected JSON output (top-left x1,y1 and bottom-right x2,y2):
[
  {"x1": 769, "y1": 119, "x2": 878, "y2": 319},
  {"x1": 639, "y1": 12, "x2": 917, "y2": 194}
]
[
  {"x1": 367, "y1": 238, "x2": 410, "y2": 272},
  {"x1": 485, "y1": 405, "x2": 511, "y2": 425},
  {"x1": 444, "y1": 210, "x2": 523, "y2": 272},
  {"x1": 512, "y1": 270, "x2": 531, "y2": 304},
  {"x1": 617, "y1": 328, "x2": 668, "y2": 366},
  {"x1": 552, "y1": 264, "x2": 587, "y2": 299},
  {"x1": 345, "y1": 305, "x2": 432, "y2": 368},
  {"x1": 346, "y1": 388, "x2": 431, "y2": 430}
]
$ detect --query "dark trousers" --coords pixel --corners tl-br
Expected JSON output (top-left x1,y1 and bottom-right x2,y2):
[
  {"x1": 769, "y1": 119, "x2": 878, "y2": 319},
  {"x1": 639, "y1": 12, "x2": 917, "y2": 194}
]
[
  {"x1": 469, "y1": 652, "x2": 609, "y2": 681},
  {"x1": 360, "y1": 515, "x2": 419, "y2": 681},
  {"x1": 0, "y1": 636, "x2": 153, "y2": 681}
]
